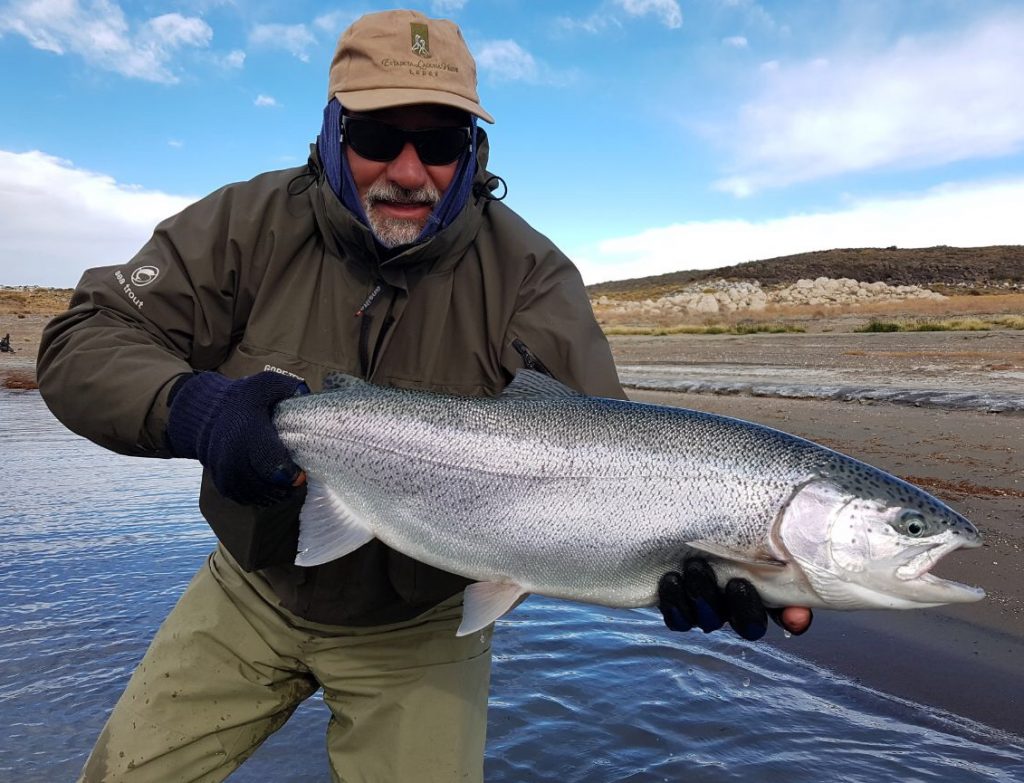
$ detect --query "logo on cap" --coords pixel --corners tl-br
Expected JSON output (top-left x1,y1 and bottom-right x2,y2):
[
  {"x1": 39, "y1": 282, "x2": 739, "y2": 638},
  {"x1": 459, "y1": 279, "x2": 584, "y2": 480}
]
[
  {"x1": 130, "y1": 266, "x2": 160, "y2": 287},
  {"x1": 411, "y1": 23, "x2": 430, "y2": 57}
]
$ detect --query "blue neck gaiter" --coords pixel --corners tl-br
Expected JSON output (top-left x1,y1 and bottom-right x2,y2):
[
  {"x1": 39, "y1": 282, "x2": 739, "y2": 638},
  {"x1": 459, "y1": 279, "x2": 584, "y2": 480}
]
[{"x1": 317, "y1": 99, "x2": 478, "y2": 247}]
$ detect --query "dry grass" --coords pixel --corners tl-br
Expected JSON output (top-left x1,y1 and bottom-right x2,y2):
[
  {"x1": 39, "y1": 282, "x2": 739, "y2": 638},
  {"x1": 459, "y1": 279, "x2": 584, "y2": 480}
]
[
  {"x1": 854, "y1": 315, "x2": 1024, "y2": 333},
  {"x1": 596, "y1": 307, "x2": 808, "y2": 331},
  {"x1": 0, "y1": 288, "x2": 73, "y2": 316},
  {"x1": 744, "y1": 293, "x2": 1024, "y2": 321},
  {"x1": 593, "y1": 293, "x2": 1024, "y2": 332},
  {"x1": 604, "y1": 323, "x2": 805, "y2": 336}
]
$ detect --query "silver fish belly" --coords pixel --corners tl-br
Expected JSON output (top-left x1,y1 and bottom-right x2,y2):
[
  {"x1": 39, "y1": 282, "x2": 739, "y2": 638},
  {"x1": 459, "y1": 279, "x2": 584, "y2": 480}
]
[{"x1": 274, "y1": 371, "x2": 984, "y2": 636}]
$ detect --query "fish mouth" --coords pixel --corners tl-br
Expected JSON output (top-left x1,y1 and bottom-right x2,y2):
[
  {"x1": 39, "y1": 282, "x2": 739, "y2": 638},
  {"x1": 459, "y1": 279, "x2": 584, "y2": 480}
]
[{"x1": 892, "y1": 538, "x2": 985, "y2": 604}]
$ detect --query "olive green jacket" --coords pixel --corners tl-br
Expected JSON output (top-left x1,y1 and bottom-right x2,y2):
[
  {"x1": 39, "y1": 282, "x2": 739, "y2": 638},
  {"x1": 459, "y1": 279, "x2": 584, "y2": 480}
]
[{"x1": 37, "y1": 138, "x2": 623, "y2": 625}]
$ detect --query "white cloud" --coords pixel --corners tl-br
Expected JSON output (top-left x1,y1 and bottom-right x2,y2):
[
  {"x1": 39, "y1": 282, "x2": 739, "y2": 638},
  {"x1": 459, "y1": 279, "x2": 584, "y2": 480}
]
[
  {"x1": 167, "y1": 139, "x2": 184, "y2": 148},
  {"x1": 141, "y1": 13, "x2": 209, "y2": 49},
  {"x1": 475, "y1": 40, "x2": 577, "y2": 86},
  {"x1": 249, "y1": 22, "x2": 316, "y2": 62},
  {"x1": 715, "y1": 11, "x2": 1024, "y2": 195},
  {"x1": 313, "y1": 11, "x2": 358, "y2": 35},
  {"x1": 220, "y1": 49, "x2": 245, "y2": 69},
  {"x1": 476, "y1": 40, "x2": 538, "y2": 82},
  {"x1": 254, "y1": 94, "x2": 278, "y2": 107},
  {"x1": 571, "y1": 179, "x2": 1024, "y2": 284},
  {"x1": 558, "y1": 0, "x2": 681, "y2": 33},
  {"x1": 723, "y1": 35, "x2": 748, "y2": 48},
  {"x1": 717, "y1": 0, "x2": 777, "y2": 31},
  {"x1": 0, "y1": 150, "x2": 197, "y2": 287},
  {"x1": 614, "y1": 0, "x2": 682, "y2": 29},
  {"x1": 554, "y1": 14, "x2": 619, "y2": 35},
  {"x1": 431, "y1": 0, "x2": 468, "y2": 13},
  {"x1": 0, "y1": 0, "x2": 211, "y2": 83}
]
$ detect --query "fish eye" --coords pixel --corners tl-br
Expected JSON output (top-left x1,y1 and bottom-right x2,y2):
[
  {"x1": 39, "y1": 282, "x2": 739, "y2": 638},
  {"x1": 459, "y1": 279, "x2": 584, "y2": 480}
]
[{"x1": 897, "y1": 510, "x2": 927, "y2": 537}]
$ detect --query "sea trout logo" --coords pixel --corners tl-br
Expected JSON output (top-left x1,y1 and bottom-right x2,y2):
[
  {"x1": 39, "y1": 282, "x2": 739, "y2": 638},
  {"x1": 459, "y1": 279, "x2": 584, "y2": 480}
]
[
  {"x1": 130, "y1": 266, "x2": 160, "y2": 287},
  {"x1": 410, "y1": 23, "x2": 430, "y2": 57}
]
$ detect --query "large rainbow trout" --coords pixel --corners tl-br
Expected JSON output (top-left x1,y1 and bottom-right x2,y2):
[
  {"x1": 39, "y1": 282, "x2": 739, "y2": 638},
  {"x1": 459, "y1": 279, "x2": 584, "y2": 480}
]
[{"x1": 274, "y1": 371, "x2": 984, "y2": 636}]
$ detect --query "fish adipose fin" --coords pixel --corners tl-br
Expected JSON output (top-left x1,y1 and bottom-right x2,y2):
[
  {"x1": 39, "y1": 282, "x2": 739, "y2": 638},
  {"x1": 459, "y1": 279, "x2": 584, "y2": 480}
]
[
  {"x1": 688, "y1": 540, "x2": 787, "y2": 568},
  {"x1": 457, "y1": 582, "x2": 527, "y2": 636},
  {"x1": 502, "y1": 370, "x2": 585, "y2": 400},
  {"x1": 295, "y1": 479, "x2": 375, "y2": 567}
]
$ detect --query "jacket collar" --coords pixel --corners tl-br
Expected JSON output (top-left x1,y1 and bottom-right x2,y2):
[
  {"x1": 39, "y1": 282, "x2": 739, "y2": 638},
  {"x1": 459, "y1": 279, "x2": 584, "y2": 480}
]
[{"x1": 309, "y1": 131, "x2": 496, "y2": 290}]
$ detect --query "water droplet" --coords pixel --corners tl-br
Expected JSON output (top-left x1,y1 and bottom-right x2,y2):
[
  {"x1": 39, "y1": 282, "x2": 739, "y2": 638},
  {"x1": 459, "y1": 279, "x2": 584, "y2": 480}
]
[
  {"x1": 742, "y1": 677, "x2": 751, "y2": 688},
  {"x1": 783, "y1": 630, "x2": 792, "y2": 639}
]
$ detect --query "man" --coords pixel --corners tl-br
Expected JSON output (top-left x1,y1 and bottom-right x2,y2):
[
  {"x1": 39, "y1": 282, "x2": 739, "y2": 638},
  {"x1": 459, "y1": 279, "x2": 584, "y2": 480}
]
[{"x1": 38, "y1": 9, "x2": 809, "y2": 782}]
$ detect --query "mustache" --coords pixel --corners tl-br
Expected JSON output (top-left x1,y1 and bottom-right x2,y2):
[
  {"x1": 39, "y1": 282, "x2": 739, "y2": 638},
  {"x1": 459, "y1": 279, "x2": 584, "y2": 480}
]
[{"x1": 366, "y1": 179, "x2": 441, "y2": 207}]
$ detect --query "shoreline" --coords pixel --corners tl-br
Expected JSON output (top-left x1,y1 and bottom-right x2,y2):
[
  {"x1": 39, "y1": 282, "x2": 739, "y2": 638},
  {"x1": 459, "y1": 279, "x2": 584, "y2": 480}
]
[{"x1": 627, "y1": 387, "x2": 1024, "y2": 738}]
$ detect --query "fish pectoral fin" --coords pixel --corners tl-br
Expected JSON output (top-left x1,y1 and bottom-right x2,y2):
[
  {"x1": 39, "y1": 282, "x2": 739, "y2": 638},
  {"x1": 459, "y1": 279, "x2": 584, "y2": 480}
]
[
  {"x1": 457, "y1": 582, "x2": 527, "y2": 637},
  {"x1": 295, "y1": 479, "x2": 375, "y2": 567},
  {"x1": 687, "y1": 540, "x2": 787, "y2": 568},
  {"x1": 501, "y1": 370, "x2": 586, "y2": 399}
]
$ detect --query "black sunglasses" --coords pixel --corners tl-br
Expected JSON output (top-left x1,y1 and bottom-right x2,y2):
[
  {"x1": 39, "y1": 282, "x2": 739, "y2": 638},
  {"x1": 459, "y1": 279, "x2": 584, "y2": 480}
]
[{"x1": 341, "y1": 116, "x2": 472, "y2": 166}]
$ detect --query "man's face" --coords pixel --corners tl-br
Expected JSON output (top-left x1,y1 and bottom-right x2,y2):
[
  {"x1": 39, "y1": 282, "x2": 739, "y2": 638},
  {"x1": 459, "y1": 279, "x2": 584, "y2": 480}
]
[{"x1": 344, "y1": 104, "x2": 469, "y2": 247}]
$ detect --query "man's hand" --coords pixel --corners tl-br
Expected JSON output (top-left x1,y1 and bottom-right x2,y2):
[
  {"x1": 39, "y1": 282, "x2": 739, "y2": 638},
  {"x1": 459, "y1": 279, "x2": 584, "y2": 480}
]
[
  {"x1": 165, "y1": 370, "x2": 309, "y2": 506},
  {"x1": 657, "y1": 558, "x2": 812, "y2": 641}
]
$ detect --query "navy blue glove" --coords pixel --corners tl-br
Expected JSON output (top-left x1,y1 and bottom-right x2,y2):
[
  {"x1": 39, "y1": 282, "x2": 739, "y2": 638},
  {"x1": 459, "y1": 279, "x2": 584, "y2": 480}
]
[
  {"x1": 166, "y1": 370, "x2": 309, "y2": 506},
  {"x1": 657, "y1": 558, "x2": 809, "y2": 641}
]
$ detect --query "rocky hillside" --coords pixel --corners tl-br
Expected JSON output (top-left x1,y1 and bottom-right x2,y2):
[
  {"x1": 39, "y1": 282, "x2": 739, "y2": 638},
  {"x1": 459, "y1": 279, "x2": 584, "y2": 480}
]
[{"x1": 587, "y1": 245, "x2": 1024, "y2": 300}]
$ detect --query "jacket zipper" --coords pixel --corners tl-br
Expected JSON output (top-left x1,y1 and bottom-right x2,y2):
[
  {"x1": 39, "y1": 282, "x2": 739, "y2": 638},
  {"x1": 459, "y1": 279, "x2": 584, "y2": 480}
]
[
  {"x1": 355, "y1": 282, "x2": 399, "y2": 379},
  {"x1": 372, "y1": 313, "x2": 396, "y2": 375},
  {"x1": 356, "y1": 282, "x2": 383, "y2": 377}
]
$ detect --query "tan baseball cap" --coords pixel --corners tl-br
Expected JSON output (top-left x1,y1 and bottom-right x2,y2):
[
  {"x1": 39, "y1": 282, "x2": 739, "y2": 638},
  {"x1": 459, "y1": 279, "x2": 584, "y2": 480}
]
[{"x1": 328, "y1": 9, "x2": 494, "y2": 124}]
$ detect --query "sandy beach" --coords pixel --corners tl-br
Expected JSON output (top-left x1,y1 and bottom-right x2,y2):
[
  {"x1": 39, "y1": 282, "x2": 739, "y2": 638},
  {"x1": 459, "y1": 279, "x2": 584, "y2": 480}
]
[
  {"x1": 4, "y1": 311, "x2": 1023, "y2": 737},
  {"x1": 0, "y1": 313, "x2": 48, "y2": 382}
]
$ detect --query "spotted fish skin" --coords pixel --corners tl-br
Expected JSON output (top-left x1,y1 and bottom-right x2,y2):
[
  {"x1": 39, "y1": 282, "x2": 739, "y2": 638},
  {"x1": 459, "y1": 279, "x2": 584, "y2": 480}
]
[{"x1": 274, "y1": 371, "x2": 984, "y2": 634}]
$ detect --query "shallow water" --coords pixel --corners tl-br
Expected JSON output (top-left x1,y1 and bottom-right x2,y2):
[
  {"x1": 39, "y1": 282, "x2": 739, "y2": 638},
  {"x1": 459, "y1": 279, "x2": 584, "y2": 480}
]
[
  {"x1": 2, "y1": 391, "x2": 1023, "y2": 782},
  {"x1": 617, "y1": 365, "x2": 1024, "y2": 413}
]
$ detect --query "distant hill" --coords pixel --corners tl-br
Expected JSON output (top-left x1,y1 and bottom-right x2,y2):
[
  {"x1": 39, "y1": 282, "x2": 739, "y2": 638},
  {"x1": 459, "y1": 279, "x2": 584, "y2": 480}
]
[{"x1": 586, "y1": 245, "x2": 1024, "y2": 300}]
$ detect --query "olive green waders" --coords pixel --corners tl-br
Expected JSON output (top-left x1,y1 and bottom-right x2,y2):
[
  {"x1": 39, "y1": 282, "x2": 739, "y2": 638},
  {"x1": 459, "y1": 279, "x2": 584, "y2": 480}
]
[{"x1": 79, "y1": 547, "x2": 493, "y2": 782}]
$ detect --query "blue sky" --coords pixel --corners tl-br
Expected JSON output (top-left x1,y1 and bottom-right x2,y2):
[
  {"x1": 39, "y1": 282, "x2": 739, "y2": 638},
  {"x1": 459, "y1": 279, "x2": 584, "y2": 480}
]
[{"x1": 1, "y1": 0, "x2": 1022, "y2": 286}]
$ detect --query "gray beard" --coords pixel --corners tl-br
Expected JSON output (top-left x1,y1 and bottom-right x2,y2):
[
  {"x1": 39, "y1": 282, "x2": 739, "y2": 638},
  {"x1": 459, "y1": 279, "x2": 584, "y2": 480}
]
[{"x1": 363, "y1": 179, "x2": 441, "y2": 248}]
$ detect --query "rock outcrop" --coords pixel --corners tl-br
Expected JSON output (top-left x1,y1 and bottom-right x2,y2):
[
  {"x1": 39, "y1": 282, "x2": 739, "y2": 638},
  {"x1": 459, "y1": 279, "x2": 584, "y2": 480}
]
[{"x1": 594, "y1": 277, "x2": 944, "y2": 318}]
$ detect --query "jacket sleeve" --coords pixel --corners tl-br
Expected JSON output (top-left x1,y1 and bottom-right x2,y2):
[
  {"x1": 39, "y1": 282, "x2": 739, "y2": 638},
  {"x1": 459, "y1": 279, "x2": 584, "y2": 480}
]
[
  {"x1": 37, "y1": 186, "x2": 259, "y2": 457},
  {"x1": 502, "y1": 248, "x2": 625, "y2": 400}
]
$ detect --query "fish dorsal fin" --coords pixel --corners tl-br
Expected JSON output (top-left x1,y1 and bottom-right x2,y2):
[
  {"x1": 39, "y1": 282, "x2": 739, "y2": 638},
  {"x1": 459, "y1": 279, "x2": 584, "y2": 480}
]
[
  {"x1": 295, "y1": 479, "x2": 375, "y2": 567},
  {"x1": 457, "y1": 582, "x2": 527, "y2": 636},
  {"x1": 501, "y1": 370, "x2": 585, "y2": 400},
  {"x1": 322, "y1": 372, "x2": 367, "y2": 392},
  {"x1": 687, "y1": 540, "x2": 787, "y2": 568}
]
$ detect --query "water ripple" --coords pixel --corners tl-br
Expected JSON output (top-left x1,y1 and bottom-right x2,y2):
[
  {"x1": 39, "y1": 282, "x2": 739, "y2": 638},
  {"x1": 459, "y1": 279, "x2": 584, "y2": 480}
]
[{"x1": 2, "y1": 391, "x2": 1022, "y2": 781}]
